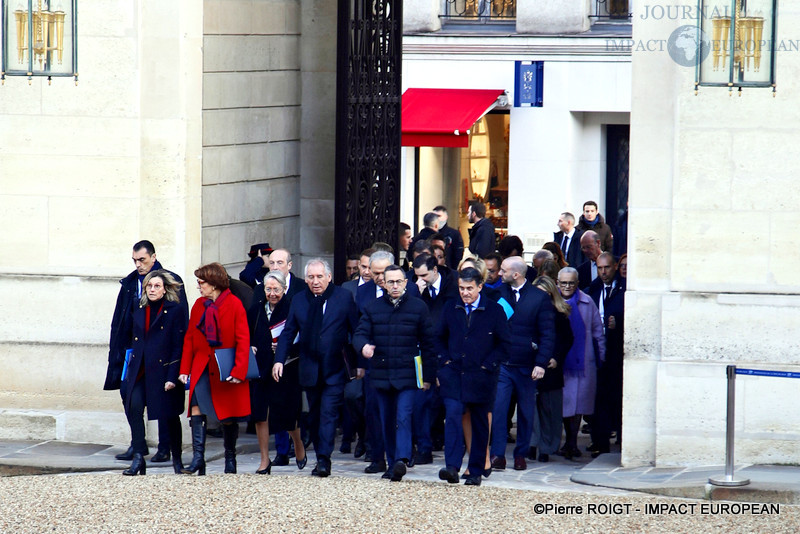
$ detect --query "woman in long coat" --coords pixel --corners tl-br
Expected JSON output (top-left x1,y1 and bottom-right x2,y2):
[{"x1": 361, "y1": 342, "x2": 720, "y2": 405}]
[
  {"x1": 556, "y1": 267, "x2": 605, "y2": 460},
  {"x1": 179, "y1": 263, "x2": 251, "y2": 475},
  {"x1": 121, "y1": 269, "x2": 186, "y2": 475},
  {"x1": 247, "y1": 270, "x2": 306, "y2": 474}
]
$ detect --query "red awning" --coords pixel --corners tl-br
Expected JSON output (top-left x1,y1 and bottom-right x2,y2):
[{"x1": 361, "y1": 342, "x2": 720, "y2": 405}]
[{"x1": 401, "y1": 88, "x2": 506, "y2": 148}]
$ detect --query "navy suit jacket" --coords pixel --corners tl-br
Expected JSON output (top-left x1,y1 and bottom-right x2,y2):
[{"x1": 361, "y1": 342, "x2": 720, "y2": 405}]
[
  {"x1": 588, "y1": 277, "x2": 625, "y2": 366},
  {"x1": 275, "y1": 286, "x2": 358, "y2": 388},
  {"x1": 436, "y1": 296, "x2": 511, "y2": 404},
  {"x1": 497, "y1": 283, "x2": 555, "y2": 370},
  {"x1": 577, "y1": 259, "x2": 595, "y2": 291},
  {"x1": 554, "y1": 228, "x2": 586, "y2": 268},
  {"x1": 419, "y1": 268, "x2": 459, "y2": 327}
]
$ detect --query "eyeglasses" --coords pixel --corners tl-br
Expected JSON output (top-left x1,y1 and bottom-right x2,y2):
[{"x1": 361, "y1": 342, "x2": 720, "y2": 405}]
[
  {"x1": 264, "y1": 287, "x2": 283, "y2": 293},
  {"x1": 385, "y1": 279, "x2": 405, "y2": 286},
  {"x1": 197, "y1": 279, "x2": 208, "y2": 286},
  {"x1": 558, "y1": 281, "x2": 577, "y2": 287}
]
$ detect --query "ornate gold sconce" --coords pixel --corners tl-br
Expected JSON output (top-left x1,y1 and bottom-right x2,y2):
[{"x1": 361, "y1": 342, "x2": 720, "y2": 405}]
[
  {"x1": 696, "y1": 0, "x2": 777, "y2": 95},
  {"x1": 2, "y1": 0, "x2": 77, "y2": 84}
]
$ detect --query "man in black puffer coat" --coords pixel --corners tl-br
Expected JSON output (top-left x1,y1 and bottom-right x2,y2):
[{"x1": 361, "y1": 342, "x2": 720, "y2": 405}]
[{"x1": 353, "y1": 265, "x2": 436, "y2": 482}]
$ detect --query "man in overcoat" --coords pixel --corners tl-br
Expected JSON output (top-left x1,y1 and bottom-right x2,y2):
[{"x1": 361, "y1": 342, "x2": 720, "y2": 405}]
[
  {"x1": 436, "y1": 267, "x2": 510, "y2": 486},
  {"x1": 105, "y1": 240, "x2": 187, "y2": 462},
  {"x1": 273, "y1": 259, "x2": 358, "y2": 477}
]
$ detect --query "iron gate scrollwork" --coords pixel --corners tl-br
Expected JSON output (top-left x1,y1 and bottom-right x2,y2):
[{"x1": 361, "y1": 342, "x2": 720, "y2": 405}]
[{"x1": 334, "y1": 0, "x2": 402, "y2": 283}]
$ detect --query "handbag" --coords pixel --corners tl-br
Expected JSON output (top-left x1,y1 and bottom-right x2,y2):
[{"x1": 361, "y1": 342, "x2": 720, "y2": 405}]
[{"x1": 215, "y1": 347, "x2": 259, "y2": 381}]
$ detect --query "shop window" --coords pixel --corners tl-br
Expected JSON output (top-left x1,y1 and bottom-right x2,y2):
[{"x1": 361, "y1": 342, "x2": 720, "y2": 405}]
[{"x1": 1, "y1": 0, "x2": 78, "y2": 84}]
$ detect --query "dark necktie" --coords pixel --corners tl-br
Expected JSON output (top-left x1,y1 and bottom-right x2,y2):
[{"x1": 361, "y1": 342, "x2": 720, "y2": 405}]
[
  {"x1": 513, "y1": 288, "x2": 520, "y2": 302},
  {"x1": 562, "y1": 235, "x2": 569, "y2": 251},
  {"x1": 604, "y1": 285, "x2": 612, "y2": 302},
  {"x1": 429, "y1": 286, "x2": 436, "y2": 299}
]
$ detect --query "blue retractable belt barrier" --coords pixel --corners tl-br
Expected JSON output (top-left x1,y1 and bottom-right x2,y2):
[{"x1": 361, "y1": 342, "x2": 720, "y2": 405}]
[{"x1": 735, "y1": 368, "x2": 800, "y2": 379}]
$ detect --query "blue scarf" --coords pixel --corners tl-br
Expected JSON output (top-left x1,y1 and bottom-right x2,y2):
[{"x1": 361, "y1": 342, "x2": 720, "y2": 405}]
[
  {"x1": 584, "y1": 216, "x2": 599, "y2": 228},
  {"x1": 564, "y1": 293, "x2": 586, "y2": 377}
]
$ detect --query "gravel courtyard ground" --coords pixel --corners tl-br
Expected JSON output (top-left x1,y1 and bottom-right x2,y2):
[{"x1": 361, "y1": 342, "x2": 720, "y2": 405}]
[{"x1": 0, "y1": 473, "x2": 795, "y2": 533}]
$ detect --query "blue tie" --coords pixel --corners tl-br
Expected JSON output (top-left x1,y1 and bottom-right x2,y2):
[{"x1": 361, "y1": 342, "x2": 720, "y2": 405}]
[
  {"x1": 465, "y1": 303, "x2": 472, "y2": 316},
  {"x1": 429, "y1": 286, "x2": 436, "y2": 299}
]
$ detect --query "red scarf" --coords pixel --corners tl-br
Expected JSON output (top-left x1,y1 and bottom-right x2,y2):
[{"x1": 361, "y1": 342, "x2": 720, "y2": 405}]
[
  {"x1": 145, "y1": 301, "x2": 164, "y2": 335},
  {"x1": 197, "y1": 289, "x2": 231, "y2": 347}
]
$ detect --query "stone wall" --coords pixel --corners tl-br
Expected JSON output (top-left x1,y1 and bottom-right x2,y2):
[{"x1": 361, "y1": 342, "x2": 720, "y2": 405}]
[
  {"x1": 202, "y1": 0, "x2": 302, "y2": 274},
  {"x1": 0, "y1": 2, "x2": 203, "y2": 442},
  {"x1": 625, "y1": 2, "x2": 800, "y2": 467}
]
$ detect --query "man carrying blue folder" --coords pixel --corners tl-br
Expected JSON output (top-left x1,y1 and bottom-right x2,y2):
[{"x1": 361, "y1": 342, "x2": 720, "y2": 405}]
[{"x1": 353, "y1": 265, "x2": 436, "y2": 482}]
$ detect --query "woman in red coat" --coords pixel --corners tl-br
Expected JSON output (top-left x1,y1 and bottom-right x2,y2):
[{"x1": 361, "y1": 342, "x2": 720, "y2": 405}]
[{"x1": 179, "y1": 263, "x2": 251, "y2": 475}]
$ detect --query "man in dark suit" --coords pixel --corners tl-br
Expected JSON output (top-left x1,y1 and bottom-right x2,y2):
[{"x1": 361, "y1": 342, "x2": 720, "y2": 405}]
[
  {"x1": 467, "y1": 201, "x2": 496, "y2": 259},
  {"x1": 105, "y1": 240, "x2": 188, "y2": 463},
  {"x1": 411, "y1": 253, "x2": 459, "y2": 465},
  {"x1": 273, "y1": 259, "x2": 358, "y2": 477},
  {"x1": 554, "y1": 212, "x2": 585, "y2": 268},
  {"x1": 577, "y1": 230, "x2": 603, "y2": 290},
  {"x1": 587, "y1": 252, "x2": 625, "y2": 457},
  {"x1": 342, "y1": 248, "x2": 374, "y2": 300},
  {"x1": 433, "y1": 205, "x2": 465, "y2": 268},
  {"x1": 489, "y1": 256, "x2": 555, "y2": 472},
  {"x1": 238, "y1": 242, "x2": 273, "y2": 288},
  {"x1": 436, "y1": 267, "x2": 511, "y2": 485},
  {"x1": 353, "y1": 265, "x2": 436, "y2": 482}
]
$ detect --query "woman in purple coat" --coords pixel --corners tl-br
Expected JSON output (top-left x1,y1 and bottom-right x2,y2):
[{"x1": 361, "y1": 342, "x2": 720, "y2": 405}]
[{"x1": 556, "y1": 267, "x2": 605, "y2": 460}]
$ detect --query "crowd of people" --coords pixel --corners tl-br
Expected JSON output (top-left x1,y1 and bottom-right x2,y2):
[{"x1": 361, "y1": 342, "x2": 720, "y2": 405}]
[{"x1": 104, "y1": 199, "x2": 627, "y2": 486}]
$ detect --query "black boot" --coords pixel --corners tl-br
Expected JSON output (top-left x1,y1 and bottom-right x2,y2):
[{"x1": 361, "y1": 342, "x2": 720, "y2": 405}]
[
  {"x1": 223, "y1": 423, "x2": 239, "y2": 474},
  {"x1": 168, "y1": 417, "x2": 184, "y2": 474},
  {"x1": 182, "y1": 415, "x2": 206, "y2": 476},
  {"x1": 122, "y1": 453, "x2": 146, "y2": 476},
  {"x1": 115, "y1": 445, "x2": 135, "y2": 461}
]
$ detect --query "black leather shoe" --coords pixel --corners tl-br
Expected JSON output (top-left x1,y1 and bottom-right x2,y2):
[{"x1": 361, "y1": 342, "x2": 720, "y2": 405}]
[
  {"x1": 538, "y1": 453, "x2": 550, "y2": 463},
  {"x1": 150, "y1": 450, "x2": 170, "y2": 463},
  {"x1": 464, "y1": 475, "x2": 481, "y2": 486},
  {"x1": 122, "y1": 453, "x2": 146, "y2": 476},
  {"x1": 296, "y1": 454, "x2": 307, "y2": 470},
  {"x1": 339, "y1": 442, "x2": 352, "y2": 454},
  {"x1": 273, "y1": 453, "x2": 290, "y2": 466},
  {"x1": 364, "y1": 460, "x2": 387, "y2": 474},
  {"x1": 311, "y1": 458, "x2": 331, "y2": 477},
  {"x1": 439, "y1": 467, "x2": 459, "y2": 484},
  {"x1": 353, "y1": 439, "x2": 366, "y2": 459},
  {"x1": 591, "y1": 448, "x2": 610, "y2": 459},
  {"x1": 255, "y1": 461, "x2": 272, "y2": 475},
  {"x1": 115, "y1": 446, "x2": 135, "y2": 461},
  {"x1": 586, "y1": 442, "x2": 599, "y2": 452},
  {"x1": 526, "y1": 446, "x2": 537, "y2": 461},
  {"x1": 381, "y1": 469, "x2": 392, "y2": 479},
  {"x1": 412, "y1": 451, "x2": 433, "y2": 465},
  {"x1": 483, "y1": 467, "x2": 492, "y2": 478},
  {"x1": 390, "y1": 460, "x2": 407, "y2": 482}
]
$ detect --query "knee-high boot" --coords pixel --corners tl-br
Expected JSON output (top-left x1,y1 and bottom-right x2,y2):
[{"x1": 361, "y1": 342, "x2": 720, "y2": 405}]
[
  {"x1": 168, "y1": 417, "x2": 184, "y2": 474},
  {"x1": 182, "y1": 415, "x2": 206, "y2": 476},
  {"x1": 223, "y1": 423, "x2": 239, "y2": 474}
]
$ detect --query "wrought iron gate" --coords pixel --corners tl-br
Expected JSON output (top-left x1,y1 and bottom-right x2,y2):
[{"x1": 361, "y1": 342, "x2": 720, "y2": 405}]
[{"x1": 334, "y1": 0, "x2": 403, "y2": 283}]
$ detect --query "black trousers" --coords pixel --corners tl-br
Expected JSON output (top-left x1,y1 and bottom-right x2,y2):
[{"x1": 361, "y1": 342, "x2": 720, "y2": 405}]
[
  {"x1": 126, "y1": 379, "x2": 181, "y2": 455},
  {"x1": 121, "y1": 383, "x2": 170, "y2": 451}
]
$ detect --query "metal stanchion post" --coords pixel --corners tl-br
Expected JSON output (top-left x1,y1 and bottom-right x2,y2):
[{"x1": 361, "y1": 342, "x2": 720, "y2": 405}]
[{"x1": 709, "y1": 365, "x2": 750, "y2": 487}]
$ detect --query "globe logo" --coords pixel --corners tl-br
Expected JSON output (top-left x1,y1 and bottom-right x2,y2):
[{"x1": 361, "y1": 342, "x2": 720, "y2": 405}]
[{"x1": 667, "y1": 25, "x2": 711, "y2": 67}]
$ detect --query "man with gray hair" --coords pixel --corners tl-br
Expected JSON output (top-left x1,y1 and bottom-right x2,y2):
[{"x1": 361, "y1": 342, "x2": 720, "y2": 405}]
[
  {"x1": 531, "y1": 249, "x2": 554, "y2": 279},
  {"x1": 274, "y1": 258, "x2": 359, "y2": 477}
]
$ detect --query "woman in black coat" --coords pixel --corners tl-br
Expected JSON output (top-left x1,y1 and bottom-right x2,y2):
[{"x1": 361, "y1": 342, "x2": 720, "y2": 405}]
[
  {"x1": 532, "y1": 276, "x2": 574, "y2": 462},
  {"x1": 121, "y1": 270, "x2": 187, "y2": 475},
  {"x1": 247, "y1": 270, "x2": 307, "y2": 474}
]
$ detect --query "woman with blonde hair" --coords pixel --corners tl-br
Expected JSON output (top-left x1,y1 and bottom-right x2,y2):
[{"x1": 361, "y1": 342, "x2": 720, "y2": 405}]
[
  {"x1": 529, "y1": 276, "x2": 574, "y2": 462},
  {"x1": 121, "y1": 270, "x2": 187, "y2": 475}
]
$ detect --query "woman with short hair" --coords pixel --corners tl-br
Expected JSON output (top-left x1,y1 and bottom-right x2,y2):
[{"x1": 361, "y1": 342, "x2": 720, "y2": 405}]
[{"x1": 179, "y1": 263, "x2": 251, "y2": 475}]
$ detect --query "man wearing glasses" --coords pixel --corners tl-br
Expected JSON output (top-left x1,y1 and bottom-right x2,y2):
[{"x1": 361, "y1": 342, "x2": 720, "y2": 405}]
[{"x1": 353, "y1": 265, "x2": 436, "y2": 482}]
